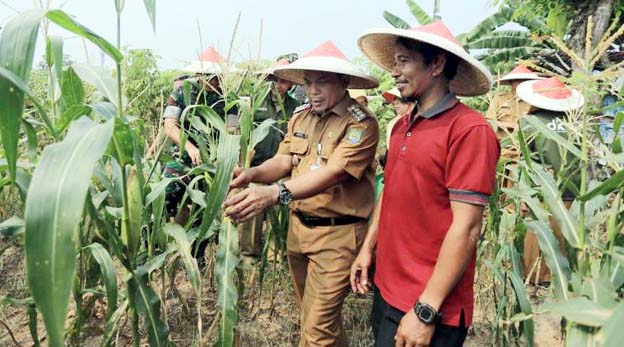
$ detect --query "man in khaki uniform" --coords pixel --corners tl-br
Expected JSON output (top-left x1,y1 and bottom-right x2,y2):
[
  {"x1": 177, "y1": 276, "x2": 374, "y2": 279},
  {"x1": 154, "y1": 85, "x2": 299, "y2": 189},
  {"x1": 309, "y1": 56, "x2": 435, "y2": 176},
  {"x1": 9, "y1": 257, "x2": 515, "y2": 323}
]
[
  {"x1": 486, "y1": 65, "x2": 543, "y2": 142},
  {"x1": 517, "y1": 77, "x2": 585, "y2": 284},
  {"x1": 223, "y1": 40, "x2": 379, "y2": 346}
]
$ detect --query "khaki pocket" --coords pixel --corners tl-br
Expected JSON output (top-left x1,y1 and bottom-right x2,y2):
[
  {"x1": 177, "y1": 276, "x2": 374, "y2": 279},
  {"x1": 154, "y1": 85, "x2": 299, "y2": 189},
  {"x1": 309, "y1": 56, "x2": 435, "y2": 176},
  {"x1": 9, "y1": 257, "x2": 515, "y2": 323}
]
[{"x1": 290, "y1": 138, "x2": 309, "y2": 155}]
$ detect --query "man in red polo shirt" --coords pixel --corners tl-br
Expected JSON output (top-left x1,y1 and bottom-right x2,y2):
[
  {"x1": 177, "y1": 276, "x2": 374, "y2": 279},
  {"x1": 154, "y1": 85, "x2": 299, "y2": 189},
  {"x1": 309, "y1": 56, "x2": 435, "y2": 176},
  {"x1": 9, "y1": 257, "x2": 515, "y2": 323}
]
[{"x1": 352, "y1": 22, "x2": 500, "y2": 347}]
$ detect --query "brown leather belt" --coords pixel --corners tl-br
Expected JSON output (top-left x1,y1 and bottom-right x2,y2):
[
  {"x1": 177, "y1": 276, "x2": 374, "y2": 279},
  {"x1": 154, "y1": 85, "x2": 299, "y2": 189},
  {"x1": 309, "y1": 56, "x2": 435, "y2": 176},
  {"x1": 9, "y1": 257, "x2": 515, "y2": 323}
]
[{"x1": 294, "y1": 211, "x2": 366, "y2": 227}]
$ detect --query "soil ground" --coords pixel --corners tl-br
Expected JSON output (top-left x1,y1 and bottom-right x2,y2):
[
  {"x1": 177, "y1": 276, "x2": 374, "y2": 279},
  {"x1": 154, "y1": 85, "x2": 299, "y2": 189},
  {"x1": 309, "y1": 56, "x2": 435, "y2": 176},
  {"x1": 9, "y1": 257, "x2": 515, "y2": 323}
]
[{"x1": 0, "y1": 243, "x2": 563, "y2": 346}]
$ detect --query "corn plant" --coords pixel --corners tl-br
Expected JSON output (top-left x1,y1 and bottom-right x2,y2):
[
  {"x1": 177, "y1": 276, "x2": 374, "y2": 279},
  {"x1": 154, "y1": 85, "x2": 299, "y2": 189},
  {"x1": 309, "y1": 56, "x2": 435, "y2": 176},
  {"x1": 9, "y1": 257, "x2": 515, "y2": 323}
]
[
  {"x1": 482, "y1": 17, "x2": 624, "y2": 346},
  {"x1": 0, "y1": 1, "x2": 279, "y2": 346}
]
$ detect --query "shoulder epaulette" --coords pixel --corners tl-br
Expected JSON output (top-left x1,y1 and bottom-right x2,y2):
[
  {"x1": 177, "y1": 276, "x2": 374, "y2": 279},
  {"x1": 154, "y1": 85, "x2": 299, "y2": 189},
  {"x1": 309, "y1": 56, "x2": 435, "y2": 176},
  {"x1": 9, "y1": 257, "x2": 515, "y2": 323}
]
[
  {"x1": 293, "y1": 103, "x2": 311, "y2": 114},
  {"x1": 347, "y1": 103, "x2": 370, "y2": 122}
]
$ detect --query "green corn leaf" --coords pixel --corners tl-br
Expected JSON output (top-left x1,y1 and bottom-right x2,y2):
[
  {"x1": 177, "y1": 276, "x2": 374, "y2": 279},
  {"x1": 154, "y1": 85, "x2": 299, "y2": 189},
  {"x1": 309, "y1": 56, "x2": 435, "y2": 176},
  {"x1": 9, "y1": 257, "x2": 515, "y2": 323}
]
[
  {"x1": 542, "y1": 297, "x2": 611, "y2": 327},
  {"x1": 21, "y1": 118, "x2": 38, "y2": 162},
  {"x1": 601, "y1": 301, "x2": 624, "y2": 347},
  {"x1": 406, "y1": 0, "x2": 432, "y2": 25},
  {"x1": 239, "y1": 99, "x2": 253, "y2": 165},
  {"x1": 526, "y1": 220, "x2": 571, "y2": 300},
  {"x1": 0, "y1": 9, "x2": 46, "y2": 182},
  {"x1": 251, "y1": 119, "x2": 277, "y2": 150},
  {"x1": 151, "y1": 188, "x2": 168, "y2": 249},
  {"x1": 0, "y1": 66, "x2": 58, "y2": 140},
  {"x1": 61, "y1": 66, "x2": 85, "y2": 109},
  {"x1": 27, "y1": 303, "x2": 41, "y2": 347},
  {"x1": 126, "y1": 268, "x2": 170, "y2": 347},
  {"x1": 86, "y1": 243, "x2": 118, "y2": 319},
  {"x1": 46, "y1": 36, "x2": 64, "y2": 94},
  {"x1": 198, "y1": 134, "x2": 241, "y2": 242},
  {"x1": 581, "y1": 277, "x2": 617, "y2": 308},
  {"x1": 0, "y1": 216, "x2": 25, "y2": 237},
  {"x1": 140, "y1": 246, "x2": 176, "y2": 275},
  {"x1": 165, "y1": 223, "x2": 201, "y2": 295},
  {"x1": 121, "y1": 166, "x2": 143, "y2": 258},
  {"x1": 145, "y1": 178, "x2": 174, "y2": 206},
  {"x1": 578, "y1": 169, "x2": 624, "y2": 201},
  {"x1": 530, "y1": 164, "x2": 580, "y2": 248},
  {"x1": 433, "y1": 0, "x2": 440, "y2": 20},
  {"x1": 100, "y1": 299, "x2": 128, "y2": 347},
  {"x1": 109, "y1": 117, "x2": 136, "y2": 166},
  {"x1": 611, "y1": 111, "x2": 623, "y2": 154},
  {"x1": 215, "y1": 217, "x2": 240, "y2": 347},
  {"x1": 71, "y1": 64, "x2": 122, "y2": 108},
  {"x1": 25, "y1": 117, "x2": 114, "y2": 347},
  {"x1": 565, "y1": 324, "x2": 597, "y2": 347},
  {"x1": 523, "y1": 115, "x2": 582, "y2": 158},
  {"x1": 57, "y1": 105, "x2": 91, "y2": 134},
  {"x1": 508, "y1": 271, "x2": 534, "y2": 347},
  {"x1": 46, "y1": 10, "x2": 123, "y2": 63},
  {"x1": 92, "y1": 102, "x2": 117, "y2": 120},
  {"x1": 383, "y1": 11, "x2": 411, "y2": 29},
  {"x1": 143, "y1": 0, "x2": 156, "y2": 33}
]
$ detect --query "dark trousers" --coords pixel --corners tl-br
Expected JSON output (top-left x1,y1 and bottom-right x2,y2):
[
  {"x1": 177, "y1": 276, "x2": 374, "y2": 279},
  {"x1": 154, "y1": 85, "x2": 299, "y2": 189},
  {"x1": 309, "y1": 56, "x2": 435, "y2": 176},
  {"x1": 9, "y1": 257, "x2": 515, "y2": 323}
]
[{"x1": 371, "y1": 289, "x2": 468, "y2": 347}]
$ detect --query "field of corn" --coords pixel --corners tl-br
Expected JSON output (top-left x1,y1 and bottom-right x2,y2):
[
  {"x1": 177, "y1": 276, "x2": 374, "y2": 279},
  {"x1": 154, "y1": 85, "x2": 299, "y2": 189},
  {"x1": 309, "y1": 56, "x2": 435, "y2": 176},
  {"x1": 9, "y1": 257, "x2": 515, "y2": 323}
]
[{"x1": 1, "y1": 0, "x2": 623, "y2": 346}]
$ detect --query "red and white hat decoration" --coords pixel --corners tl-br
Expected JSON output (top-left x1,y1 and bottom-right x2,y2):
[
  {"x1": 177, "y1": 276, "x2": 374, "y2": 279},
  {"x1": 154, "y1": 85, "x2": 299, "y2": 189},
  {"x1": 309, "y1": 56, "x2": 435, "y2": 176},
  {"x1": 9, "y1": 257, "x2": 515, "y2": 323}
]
[
  {"x1": 272, "y1": 41, "x2": 379, "y2": 89},
  {"x1": 517, "y1": 77, "x2": 585, "y2": 112},
  {"x1": 498, "y1": 64, "x2": 544, "y2": 84},
  {"x1": 382, "y1": 87, "x2": 402, "y2": 103},
  {"x1": 183, "y1": 46, "x2": 225, "y2": 74},
  {"x1": 357, "y1": 21, "x2": 493, "y2": 96}
]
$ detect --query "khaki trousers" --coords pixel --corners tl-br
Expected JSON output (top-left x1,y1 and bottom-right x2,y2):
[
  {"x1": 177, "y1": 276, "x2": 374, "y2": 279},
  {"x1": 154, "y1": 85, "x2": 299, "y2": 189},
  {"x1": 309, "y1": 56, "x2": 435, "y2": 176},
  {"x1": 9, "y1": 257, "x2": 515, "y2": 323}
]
[
  {"x1": 286, "y1": 213, "x2": 366, "y2": 347},
  {"x1": 523, "y1": 200, "x2": 571, "y2": 284}
]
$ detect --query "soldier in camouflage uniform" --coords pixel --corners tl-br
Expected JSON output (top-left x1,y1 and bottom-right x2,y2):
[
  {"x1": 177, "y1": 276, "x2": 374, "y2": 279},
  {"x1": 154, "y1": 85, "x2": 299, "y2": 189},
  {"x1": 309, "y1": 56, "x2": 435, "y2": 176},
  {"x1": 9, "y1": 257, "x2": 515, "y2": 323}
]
[
  {"x1": 239, "y1": 59, "x2": 301, "y2": 256},
  {"x1": 162, "y1": 72, "x2": 228, "y2": 216}
]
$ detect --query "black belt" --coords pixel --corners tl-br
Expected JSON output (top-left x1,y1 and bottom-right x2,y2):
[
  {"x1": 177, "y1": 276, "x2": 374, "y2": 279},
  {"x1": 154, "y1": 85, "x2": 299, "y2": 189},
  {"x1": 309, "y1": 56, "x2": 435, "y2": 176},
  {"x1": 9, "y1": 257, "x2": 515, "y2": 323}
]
[{"x1": 294, "y1": 211, "x2": 366, "y2": 227}]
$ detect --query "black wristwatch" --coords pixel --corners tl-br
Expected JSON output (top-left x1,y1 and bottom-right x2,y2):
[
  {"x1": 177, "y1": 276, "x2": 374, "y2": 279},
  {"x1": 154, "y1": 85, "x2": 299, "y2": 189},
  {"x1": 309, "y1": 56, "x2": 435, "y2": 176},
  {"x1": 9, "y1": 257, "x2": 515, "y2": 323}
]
[
  {"x1": 414, "y1": 301, "x2": 442, "y2": 325},
  {"x1": 277, "y1": 182, "x2": 293, "y2": 206}
]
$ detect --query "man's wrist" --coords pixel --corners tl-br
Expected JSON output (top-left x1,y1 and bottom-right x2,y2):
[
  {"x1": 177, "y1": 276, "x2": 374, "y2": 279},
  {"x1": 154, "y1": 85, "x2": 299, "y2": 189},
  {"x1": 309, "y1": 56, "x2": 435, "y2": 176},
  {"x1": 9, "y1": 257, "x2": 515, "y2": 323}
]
[
  {"x1": 270, "y1": 184, "x2": 280, "y2": 204},
  {"x1": 184, "y1": 142, "x2": 197, "y2": 151},
  {"x1": 418, "y1": 292, "x2": 443, "y2": 312}
]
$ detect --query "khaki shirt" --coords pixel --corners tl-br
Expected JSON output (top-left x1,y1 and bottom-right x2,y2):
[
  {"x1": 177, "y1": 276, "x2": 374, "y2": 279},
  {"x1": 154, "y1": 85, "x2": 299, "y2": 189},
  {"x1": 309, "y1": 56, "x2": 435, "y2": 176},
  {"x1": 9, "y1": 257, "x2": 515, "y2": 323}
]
[
  {"x1": 486, "y1": 92, "x2": 531, "y2": 139},
  {"x1": 278, "y1": 96, "x2": 379, "y2": 218}
]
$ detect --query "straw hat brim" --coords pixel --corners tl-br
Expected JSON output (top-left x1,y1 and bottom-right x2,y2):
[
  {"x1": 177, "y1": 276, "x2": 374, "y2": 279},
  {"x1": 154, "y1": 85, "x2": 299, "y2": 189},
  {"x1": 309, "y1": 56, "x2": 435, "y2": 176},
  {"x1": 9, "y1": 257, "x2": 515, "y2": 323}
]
[
  {"x1": 516, "y1": 80, "x2": 585, "y2": 112},
  {"x1": 357, "y1": 28, "x2": 493, "y2": 96},
  {"x1": 499, "y1": 73, "x2": 544, "y2": 84},
  {"x1": 272, "y1": 56, "x2": 379, "y2": 89},
  {"x1": 183, "y1": 60, "x2": 223, "y2": 74}
]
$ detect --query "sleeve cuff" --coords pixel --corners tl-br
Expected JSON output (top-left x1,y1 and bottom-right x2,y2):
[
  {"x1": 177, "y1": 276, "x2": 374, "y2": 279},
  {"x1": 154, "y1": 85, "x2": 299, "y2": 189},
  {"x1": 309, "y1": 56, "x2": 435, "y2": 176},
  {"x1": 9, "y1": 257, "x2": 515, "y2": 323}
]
[
  {"x1": 448, "y1": 189, "x2": 489, "y2": 206},
  {"x1": 163, "y1": 105, "x2": 182, "y2": 119},
  {"x1": 328, "y1": 157, "x2": 364, "y2": 180}
]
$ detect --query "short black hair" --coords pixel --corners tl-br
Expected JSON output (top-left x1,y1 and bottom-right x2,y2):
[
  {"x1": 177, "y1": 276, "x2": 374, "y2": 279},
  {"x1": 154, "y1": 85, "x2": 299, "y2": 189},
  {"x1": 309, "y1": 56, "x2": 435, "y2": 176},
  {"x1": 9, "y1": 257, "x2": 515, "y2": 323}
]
[{"x1": 396, "y1": 37, "x2": 459, "y2": 80}]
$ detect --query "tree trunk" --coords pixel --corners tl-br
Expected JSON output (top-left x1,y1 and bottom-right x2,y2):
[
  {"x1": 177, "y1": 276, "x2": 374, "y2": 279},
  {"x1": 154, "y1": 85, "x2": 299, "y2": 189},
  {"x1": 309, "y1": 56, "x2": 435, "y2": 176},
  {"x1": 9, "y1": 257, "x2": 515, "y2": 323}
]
[{"x1": 567, "y1": 0, "x2": 614, "y2": 58}]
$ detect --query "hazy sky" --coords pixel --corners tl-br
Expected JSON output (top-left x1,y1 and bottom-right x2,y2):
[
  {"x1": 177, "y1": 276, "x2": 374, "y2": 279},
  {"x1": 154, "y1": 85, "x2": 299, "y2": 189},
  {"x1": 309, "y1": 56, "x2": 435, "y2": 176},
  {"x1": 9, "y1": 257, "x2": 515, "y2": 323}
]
[{"x1": 0, "y1": 0, "x2": 498, "y2": 69}]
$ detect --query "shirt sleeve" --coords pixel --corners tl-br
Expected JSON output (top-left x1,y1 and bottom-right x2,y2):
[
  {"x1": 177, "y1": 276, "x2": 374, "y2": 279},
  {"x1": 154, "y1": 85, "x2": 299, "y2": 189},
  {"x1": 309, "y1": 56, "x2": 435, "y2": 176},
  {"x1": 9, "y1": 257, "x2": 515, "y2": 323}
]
[
  {"x1": 163, "y1": 87, "x2": 184, "y2": 120},
  {"x1": 327, "y1": 117, "x2": 380, "y2": 180},
  {"x1": 445, "y1": 125, "x2": 500, "y2": 206}
]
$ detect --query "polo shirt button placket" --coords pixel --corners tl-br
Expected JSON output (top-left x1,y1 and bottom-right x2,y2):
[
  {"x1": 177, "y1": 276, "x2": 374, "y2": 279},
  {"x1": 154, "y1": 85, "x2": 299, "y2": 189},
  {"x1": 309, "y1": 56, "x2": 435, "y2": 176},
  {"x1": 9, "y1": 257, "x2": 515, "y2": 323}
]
[
  {"x1": 407, "y1": 132, "x2": 412, "y2": 137},
  {"x1": 401, "y1": 145, "x2": 407, "y2": 152}
]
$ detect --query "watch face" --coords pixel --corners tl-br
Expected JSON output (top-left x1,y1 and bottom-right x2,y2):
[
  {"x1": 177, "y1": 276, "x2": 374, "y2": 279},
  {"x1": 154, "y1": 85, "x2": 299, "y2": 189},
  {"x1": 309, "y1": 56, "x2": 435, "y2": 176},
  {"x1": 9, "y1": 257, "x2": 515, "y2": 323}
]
[{"x1": 420, "y1": 309, "x2": 433, "y2": 322}]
